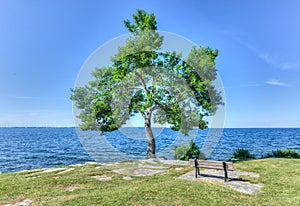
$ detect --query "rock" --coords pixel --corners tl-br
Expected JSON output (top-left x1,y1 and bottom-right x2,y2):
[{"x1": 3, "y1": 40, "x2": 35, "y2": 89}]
[
  {"x1": 92, "y1": 175, "x2": 112, "y2": 181},
  {"x1": 224, "y1": 181, "x2": 263, "y2": 195},
  {"x1": 122, "y1": 162, "x2": 135, "y2": 165},
  {"x1": 41, "y1": 168, "x2": 66, "y2": 173},
  {"x1": 123, "y1": 176, "x2": 132, "y2": 180},
  {"x1": 69, "y1": 164, "x2": 83, "y2": 167},
  {"x1": 103, "y1": 162, "x2": 119, "y2": 167},
  {"x1": 178, "y1": 169, "x2": 263, "y2": 195},
  {"x1": 57, "y1": 168, "x2": 74, "y2": 175},
  {"x1": 138, "y1": 159, "x2": 159, "y2": 164},
  {"x1": 158, "y1": 159, "x2": 189, "y2": 166},
  {"x1": 175, "y1": 168, "x2": 183, "y2": 171},
  {"x1": 84, "y1": 162, "x2": 98, "y2": 165},
  {"x1": 67, "y1": 186, "x2": 76, "y2": 192},
  {"x1": 111, "y1": 168, "x2": 126, "y2": 174},
  {"x1": 28, "y1": 168, "x2": 66, "y2": 176},
  {"x1": 3, "y1": 199, "x2": 33, "y2": 206},
  {"x1": 134, "y1": 169, "x2": 167, "y2": 176},
  {"x1": 138, "y1": 164, "x2": 168, "y2": 169},
  {"x1": 29, "y1": 176, "x2": 40, "y2": 179}
]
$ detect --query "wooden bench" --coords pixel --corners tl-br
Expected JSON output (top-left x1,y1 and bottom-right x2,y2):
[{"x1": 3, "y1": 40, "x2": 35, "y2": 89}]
[{"x1": 189, "y1": 159, "x2": 234, "y2": 182}]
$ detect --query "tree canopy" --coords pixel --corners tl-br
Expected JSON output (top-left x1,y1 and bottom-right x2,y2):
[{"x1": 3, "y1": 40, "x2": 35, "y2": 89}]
[{"x1": 71, "y1": 9, "x2": 222, "y2": 158}]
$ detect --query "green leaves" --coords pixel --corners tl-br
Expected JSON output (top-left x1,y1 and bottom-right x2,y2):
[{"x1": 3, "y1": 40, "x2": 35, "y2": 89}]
[
  {"x1": 123, "y1": 9, "x2": 157, "y2": 33},
  {"x1": 71, "y1": 9, "x2": 222, "y2": 137},
  {"x1": 174, "y1": 140, "x2": 206, "y2": 160}
]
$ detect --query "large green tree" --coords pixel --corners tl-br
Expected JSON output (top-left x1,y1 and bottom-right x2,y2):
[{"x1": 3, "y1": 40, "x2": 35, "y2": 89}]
[{"x1": 71, "y1": 9, "x2": 222, "y2": 159}]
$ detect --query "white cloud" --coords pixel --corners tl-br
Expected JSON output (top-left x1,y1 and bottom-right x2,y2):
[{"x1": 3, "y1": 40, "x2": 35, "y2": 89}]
[
  {"x1": 223, "y1": 30, "x2": 300, "y2": 70},
  {"x1": 265, "y1": 79, "x2": 286, "y2": 86},
  {"x1": 259, "y1": 53, "x2": 300, "y2": 70}
]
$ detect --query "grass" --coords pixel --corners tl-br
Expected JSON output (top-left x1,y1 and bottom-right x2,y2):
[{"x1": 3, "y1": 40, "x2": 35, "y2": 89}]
[{"x1": 0, "y1": 158, "x2": 299, "y2": 205}]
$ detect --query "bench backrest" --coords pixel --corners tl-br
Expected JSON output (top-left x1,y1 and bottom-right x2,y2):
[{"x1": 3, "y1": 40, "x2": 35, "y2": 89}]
[{"x1": 189, "y1": 159, "x2": 234, "y2": 171}]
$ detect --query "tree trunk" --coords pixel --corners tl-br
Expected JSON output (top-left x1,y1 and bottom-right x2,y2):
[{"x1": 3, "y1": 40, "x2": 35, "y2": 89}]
[{"x1": 144, "y1": 112, "x2": 156, "y2": 159}]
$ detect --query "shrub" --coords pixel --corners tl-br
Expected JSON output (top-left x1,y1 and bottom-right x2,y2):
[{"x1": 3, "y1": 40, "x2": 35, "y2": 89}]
[
  {"x1": 231, "y1": 148, "x2": 255, "y2": 161},
  {"x1": 174, "y1": 140, "x2": 206, "y2": 161},
  {"x1": 266, "y1": 148, "x2": 300, "y2": 158}
]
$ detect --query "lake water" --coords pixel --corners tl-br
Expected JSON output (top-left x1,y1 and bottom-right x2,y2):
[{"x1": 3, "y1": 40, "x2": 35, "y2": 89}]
[{"x1": 0, "y1": 127, "x2": 299, "y2": 173}]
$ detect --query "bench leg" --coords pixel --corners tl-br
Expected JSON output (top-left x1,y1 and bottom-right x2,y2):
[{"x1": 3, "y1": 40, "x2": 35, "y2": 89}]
[
  {"x1": 195, "y1": 167, "x2": 200, "y2": 178},
  {"x1": 194, "y1": 159, "x2": 200, "y2": 178},
  {"x1": 223, "y1": 162, "x2": 228, "y2": 182}
]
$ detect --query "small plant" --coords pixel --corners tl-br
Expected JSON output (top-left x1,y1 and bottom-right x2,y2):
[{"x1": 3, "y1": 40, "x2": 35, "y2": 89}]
[
  {"x1": 231, "y1": 148, "x2": 255, "y2": 161},
  {"x1": 266, "y1": 148, "x2": 300, "y2": 158},
  {"x1": 174, "y1": 140, "x2": 206, "y2": 161}
]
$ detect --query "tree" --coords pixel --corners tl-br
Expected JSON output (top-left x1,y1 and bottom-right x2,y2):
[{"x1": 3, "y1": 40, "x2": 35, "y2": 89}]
[{"x1": 71, "y1": 9, "x2": 222, "y2": 159}]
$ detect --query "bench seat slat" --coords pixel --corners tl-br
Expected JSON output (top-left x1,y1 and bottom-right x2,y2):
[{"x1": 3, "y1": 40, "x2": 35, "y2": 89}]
[
  {"x1": 195, "y1": 165, "x2": 234, "y2": 170},
  {"x1": 189, "y1": 159, "x2": 234, "y2": 171}
]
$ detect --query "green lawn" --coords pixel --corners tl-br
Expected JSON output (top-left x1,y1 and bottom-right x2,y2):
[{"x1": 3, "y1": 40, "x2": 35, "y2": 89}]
[{"x1": 0, "y1": 158, "x2": 299, "y2": 205}]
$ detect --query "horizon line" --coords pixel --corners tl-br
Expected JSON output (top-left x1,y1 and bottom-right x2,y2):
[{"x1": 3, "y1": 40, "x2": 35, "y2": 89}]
[{"x1": 1, "y1": 126, "x2": 300, "y2": 129}]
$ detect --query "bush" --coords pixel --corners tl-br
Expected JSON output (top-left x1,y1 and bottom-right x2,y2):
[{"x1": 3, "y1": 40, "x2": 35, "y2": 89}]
[
  {"x1": 266, "y1": 148, "x2": 300, "y2": 158},
  {"x1": 231, "y1": 148, "x2": 255, "y2": 161},
  {"x1": 174, "y1": 140, "x2": 206, "y2": 161}
]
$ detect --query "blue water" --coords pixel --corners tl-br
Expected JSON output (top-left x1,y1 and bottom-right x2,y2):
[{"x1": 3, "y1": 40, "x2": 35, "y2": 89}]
[
  {"x1": 0, "y1": 128, "x2": 92, "y2": 173},
  {"x1": 0, "y1": 127, "x2": 299, "y2": 173}
]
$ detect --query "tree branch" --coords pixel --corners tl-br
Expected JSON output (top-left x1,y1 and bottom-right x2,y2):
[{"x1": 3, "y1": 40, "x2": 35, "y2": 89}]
[
  {"x1": 125, "y1": 87, "x2": 144, "y2": 91},
  {"x1": 149, "y1": 105, "x2": 165, "y2": 113},
  {"x1": 135, "y1": 70, "x2": 148, "y2": 94},
  {"x1": 140, "y1": 111, "x2": 146, "y2": 118}
]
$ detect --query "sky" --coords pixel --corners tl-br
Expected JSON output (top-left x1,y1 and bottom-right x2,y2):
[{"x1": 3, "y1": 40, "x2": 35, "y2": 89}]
[{"x1": 0, "y1": 0, "x2": 300, "y2": 128}]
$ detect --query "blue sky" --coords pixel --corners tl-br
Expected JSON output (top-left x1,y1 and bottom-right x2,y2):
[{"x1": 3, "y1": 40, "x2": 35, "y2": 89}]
[{"x1": 0, "y1": 0, "x2": 300, "y2": 127}]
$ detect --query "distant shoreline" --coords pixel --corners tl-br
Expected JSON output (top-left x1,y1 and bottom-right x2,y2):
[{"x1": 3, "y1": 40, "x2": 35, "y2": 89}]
[{"x1": 1, "y1": 126, "x2": 300, "y2": 129}]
